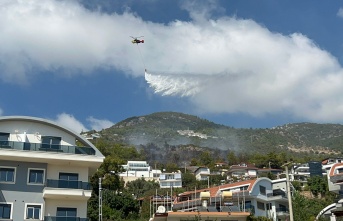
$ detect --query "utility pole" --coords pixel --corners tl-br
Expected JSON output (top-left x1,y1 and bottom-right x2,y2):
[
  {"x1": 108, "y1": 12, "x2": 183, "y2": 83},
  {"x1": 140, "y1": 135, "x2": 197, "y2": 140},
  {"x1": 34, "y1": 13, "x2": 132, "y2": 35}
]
[
  {"x1": 99, "y1": 178, "x2": 103, "y2": 221},
  {"x1": 282, "y1": 162, "x2": 294, "y2": 221}
]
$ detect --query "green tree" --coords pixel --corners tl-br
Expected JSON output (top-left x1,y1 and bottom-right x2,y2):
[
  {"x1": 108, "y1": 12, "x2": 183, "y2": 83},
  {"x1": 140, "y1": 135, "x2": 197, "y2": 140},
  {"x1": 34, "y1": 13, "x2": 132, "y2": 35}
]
[
  {"x1": 227, "y1": 151, "x2": 238, "y2": 165},
  {"x1": 292, "y1": 181, "x2": 302, "y2": 192},
  {"x1": 307, "y1": 176, "x2": 328, "y2": 197},
  {"x1": 182, "y1": 173, "x2": 197, "y2": 190},
  {"x1": 200, "y1": 151, "x2": 214, "y2": 167},
  {"x1": 190, "y1": 158, "x2": 199, "y2": 166},
  {"x1": 292, "y1": 191, "x2": 334, "y2": 221},
  {"x1": 102, "y1": 189, "x2": 140, "y2": 220},
  {"x1": 126, "y1": 178, "x2": 160, "y2": 199}
]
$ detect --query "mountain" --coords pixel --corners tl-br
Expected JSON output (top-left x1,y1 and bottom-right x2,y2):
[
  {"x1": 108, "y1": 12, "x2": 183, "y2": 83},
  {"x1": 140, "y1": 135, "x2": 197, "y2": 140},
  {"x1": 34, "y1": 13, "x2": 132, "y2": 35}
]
[{"x1": 97, "y1": 112, "x2": 343, "y2": 160}]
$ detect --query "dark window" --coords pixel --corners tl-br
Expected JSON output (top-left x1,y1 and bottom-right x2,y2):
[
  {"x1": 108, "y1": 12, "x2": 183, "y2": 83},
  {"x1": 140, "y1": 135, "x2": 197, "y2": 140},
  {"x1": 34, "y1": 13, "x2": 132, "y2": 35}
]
[
  {"x1": 59, "y1": 173, "x2": 79, "y2": 189},
  {"x1": 57, "y1": 207, "x2": 77, "y2": 217},
  {"x1": 245, "y1": 201, "x2": 251, "y2": 209},
  {"x1": 0, "y1": 167, "x2": 15, "y2": 182},
  {"x1": 29, "y1": 169, "x2": 44, "y2": 184},
  {"x1": 26, "y1": 205, "x2": 41, "y2": 219},
  {"x1": 41, "y1": 136, "x2": 61, "y2": 149},
  {"x1": 257, "y1": 201, "x2": 265, "y2": 210},
  {"x1": 279, "y1": 204, "x2": 286, "y2": 210},
  {"x1": 0, "y1": 133, "x2": 9, "y2": 141},
  {"x1": 59, "y1": 173, "x2": 78, "y2": 181},
  {"x1": 0, "y1": 203, "x2": 11, "y2": 219},
  {"x1": 259, "y1": 185, "x2": 266, "y2": 195},
  {"x1": 0, "y1": 133, "x2": 9, "y2": 146}
]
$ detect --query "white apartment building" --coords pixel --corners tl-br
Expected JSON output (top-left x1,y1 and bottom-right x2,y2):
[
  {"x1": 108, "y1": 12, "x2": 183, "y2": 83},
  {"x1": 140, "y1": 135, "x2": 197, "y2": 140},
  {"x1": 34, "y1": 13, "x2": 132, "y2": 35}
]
[
  {"x1": 119, "y1": 161, "x2": 161, "y2": 184},
  {"x1": 0, "y1": 116, "x2": 104, "y2": 220},
  {"x1": 159, "y1": 172, "x2": 182, "y2": 189}
]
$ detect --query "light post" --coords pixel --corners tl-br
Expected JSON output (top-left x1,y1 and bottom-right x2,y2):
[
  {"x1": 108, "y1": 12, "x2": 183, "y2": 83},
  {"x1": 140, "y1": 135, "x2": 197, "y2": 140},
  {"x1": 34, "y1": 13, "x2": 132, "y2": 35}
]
[
  {"x1": 99, "y1": 177, "x2": 102, "y2": 221},
  {"x1": 282, "y1": 162, "x2": 294, "y2": 221}
]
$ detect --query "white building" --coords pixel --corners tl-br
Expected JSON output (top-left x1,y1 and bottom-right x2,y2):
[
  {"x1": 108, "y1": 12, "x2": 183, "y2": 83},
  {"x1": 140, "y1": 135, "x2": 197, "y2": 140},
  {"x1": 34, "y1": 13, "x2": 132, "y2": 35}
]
[
  {"x1": 0, "y1": 116, "x2": 104, "y2": 220},
  {"x1": 159, "y1": 172, "x2": 182, "y2": 189},
  {"x1": 315, "y1": 162, "x2": 343, "y2": 220},
  {"x1": 174, "y1": 178, "x2": 291, "y2": 221},
  {"x1": 119, "y1": 161, "x2": 161, "y2": 184},
  {"x1": 194, "y1": 167, "x2": 210, "y2": 181},
  {"x1": 227, "y1": 163, "x2": 258, "y2": 181}
]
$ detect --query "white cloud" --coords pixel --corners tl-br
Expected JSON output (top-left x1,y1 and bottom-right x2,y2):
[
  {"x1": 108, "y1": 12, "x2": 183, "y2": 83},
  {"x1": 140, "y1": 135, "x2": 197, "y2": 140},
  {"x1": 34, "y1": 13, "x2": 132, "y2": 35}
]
[
  {"x1": 337, "y1": 8, "x2": 343, "y2": 18},
  {"x1": 53, "y1": 113, "x2": 114, "y2": 133},
  {"x1": 54, "y1": 113, "x2": 88, "y2": 133},
  {"x1": 87, "y1": 116, "x2": 114, "y2": 131},
  {"x1": 2, "y1": 0, "x2": 343, "y2": 123}
]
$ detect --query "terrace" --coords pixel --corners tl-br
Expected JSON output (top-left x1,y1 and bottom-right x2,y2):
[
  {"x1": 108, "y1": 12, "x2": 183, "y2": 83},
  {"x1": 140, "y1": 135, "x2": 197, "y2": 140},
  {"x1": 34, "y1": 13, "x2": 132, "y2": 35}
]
[{"x1": 0, "y1": 140, "x2": 95, "y2": 155}]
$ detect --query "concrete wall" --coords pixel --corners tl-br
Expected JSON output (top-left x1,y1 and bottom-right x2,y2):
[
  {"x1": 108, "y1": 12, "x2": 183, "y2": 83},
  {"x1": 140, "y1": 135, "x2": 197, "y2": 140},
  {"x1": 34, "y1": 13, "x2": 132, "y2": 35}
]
[
  {"x1": 0, "y1": 160, "x2": 47, "y2": 220},
  {"x1": 45, "y1": 199, "x2": 87, "y2": 217}
]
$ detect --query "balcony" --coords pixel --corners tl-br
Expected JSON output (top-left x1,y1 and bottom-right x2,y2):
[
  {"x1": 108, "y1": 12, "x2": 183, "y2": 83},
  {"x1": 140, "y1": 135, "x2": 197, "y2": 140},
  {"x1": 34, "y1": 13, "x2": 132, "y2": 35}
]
[
  {"x1": 275, "y1": 207, "x2": 289, "y2": 217},
  {"x1": 43, "y1": 179, "x2": 92, "y2": 200},
  {"x1": 330, "y1": 173, "x2": 343, "y2": 184},
  {"x1": 0, "y1": 140, "x2": 95, "y2": 155},
  {"x1": 46, "y1": 179, "x2": 91, "y2": 190},
  {"x1": 44, "y1": 217, "x2": 88, "y2": 221}
]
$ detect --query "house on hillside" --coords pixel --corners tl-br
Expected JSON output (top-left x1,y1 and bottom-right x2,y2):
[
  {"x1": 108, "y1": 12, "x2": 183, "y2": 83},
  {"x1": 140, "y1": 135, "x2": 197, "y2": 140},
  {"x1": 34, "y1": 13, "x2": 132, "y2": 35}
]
[
  {"x1": 227, "y1": 163, "x2": 258, "y2": 181},
  {"x1": 194, "y1": 166, "x2": 211, "y2": 181},
  {"x1": 169, "y1": 177, "x2": 291, "y2": 221},
  {"x1": 0, "y1": 116, "x2": 104, "y2": 220},
  {"x1": 119, "y1": 161, "x2": 161, "y2": 184},
  {"x1": 159, "y1": 172, "x2": 182, "y2": 188},
  {"x1": 316, "y1": 162, "x2": 343, "y2": 220},
  {"x1": 257, "y1": 168, "x2": 283, "y2": 178}
]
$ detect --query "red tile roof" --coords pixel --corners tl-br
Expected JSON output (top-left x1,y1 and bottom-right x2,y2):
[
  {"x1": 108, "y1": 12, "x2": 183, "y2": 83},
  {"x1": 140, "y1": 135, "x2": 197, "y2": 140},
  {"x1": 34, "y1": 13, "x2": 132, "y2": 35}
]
[
  {"x1": 329, "y1": 163, "x2": 343, "y2": 177},
  {"x1": 178, "y1": 179, "x2": 257, "y2": 198}
]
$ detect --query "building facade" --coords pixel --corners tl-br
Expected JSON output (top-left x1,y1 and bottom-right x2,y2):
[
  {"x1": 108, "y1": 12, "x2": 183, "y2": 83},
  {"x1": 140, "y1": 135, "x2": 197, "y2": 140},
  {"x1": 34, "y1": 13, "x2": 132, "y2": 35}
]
[
  {"x1": 119, "y1": 161, "x2": 161, "y2": 184},
  {"x1": 0, "y1": 116, "x2": 104, "y2": 220},
  {"x1": 172, "y1": 178, "x2": 290, "y2": 221},
  {"x1": 159, "y1": 173, "x2": 182, "y2": 189}
]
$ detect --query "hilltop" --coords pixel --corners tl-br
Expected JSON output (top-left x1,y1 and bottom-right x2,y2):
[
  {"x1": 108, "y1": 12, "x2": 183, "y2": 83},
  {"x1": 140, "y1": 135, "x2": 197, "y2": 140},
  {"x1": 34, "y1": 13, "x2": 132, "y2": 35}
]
[{"x1": 93, "y1": 112, "x2": 343, "y2": 163}]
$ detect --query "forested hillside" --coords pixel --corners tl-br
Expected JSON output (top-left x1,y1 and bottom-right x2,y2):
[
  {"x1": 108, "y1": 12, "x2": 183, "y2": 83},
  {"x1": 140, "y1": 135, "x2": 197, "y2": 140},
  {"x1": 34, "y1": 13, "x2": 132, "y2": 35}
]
[{"x1": 90, "y1": 112, "x2": 343, "y2": 164}]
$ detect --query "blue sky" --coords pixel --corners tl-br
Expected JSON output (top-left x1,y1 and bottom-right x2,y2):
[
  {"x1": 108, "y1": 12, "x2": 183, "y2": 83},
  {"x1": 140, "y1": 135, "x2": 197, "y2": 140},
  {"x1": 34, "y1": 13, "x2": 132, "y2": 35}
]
[{"x1": 1, "y1": 0, "x2": 343, "y2": 132}]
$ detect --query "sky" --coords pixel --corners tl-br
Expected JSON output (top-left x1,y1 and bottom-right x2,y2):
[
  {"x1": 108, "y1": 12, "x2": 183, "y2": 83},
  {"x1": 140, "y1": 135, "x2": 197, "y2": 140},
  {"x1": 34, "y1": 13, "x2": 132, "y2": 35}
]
[{"x1": 1, "y1": 0, "x2": 343, "y2": 133}]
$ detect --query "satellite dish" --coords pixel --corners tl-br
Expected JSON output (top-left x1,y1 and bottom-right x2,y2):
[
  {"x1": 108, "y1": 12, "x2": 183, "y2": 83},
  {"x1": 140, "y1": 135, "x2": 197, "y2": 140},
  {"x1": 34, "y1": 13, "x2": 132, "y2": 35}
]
[{"x1": 157, "y1": 206, "x2": 166, "y2": 213}]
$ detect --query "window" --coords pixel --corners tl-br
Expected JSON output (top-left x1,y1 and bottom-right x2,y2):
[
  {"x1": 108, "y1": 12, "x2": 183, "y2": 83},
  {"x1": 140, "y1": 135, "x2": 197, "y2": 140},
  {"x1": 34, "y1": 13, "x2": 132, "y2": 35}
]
[
  {"x1": 0, "y1": 133, "x2": 10, "y2": 147},
  {"x1": 59, "y1": 173, "x2": 79, "y2": 189},
  {"x1": 57, "y1": 207, "x2": 77, "y2": 217},
  {"x1": 0, "y1": 203, "x2": 11, "y2": 219},
  {"x1": 0, "y1": 133, "x2": 9, "y2": 141},
  {"x1": 59, "y1": 173, "x2": 78, "y2": 181},
  {"x1": 26, "y1": 204, "x2": 41, "y2": 220},
  {"x1": 41, "y1": 136, "x2": 61, "y2": 149},
  {"x1": 160, "y1": 174, "x2": 166, "y2": 180},
  {"x1": 259, "y1": 185, "x2": 266, "y2": 195},
  {"x1": 28, "y1": 169, "x2": 44, "y2": 184},
  {"x1": 245, "y1": 201, "x2": 251, "y2": 210},
  {"x1": 257, "y1": 201, "x2": 265, "y2": 210},
  {"x1": 0, "y1": 167, "x2": 15, "y2": 183}
]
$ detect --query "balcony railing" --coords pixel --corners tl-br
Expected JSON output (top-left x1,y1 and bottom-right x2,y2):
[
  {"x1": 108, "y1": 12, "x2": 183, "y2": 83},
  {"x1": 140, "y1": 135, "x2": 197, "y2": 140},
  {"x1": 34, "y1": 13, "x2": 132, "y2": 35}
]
[
  {"x1": 0, "y1": 140, "x2": 95, "y2": 155},
  {"x1": 44, "y1": 217, "x2": 88, "y2": 221},
  {"x1": 46, "y1": 179, "x2": 92, "y2": 190},
  {"x1": 330, "y1": 173, "x2": 343, "y2": 183},
  {"x1": 276, "y1": 207, "x2": 289, "y2": 213}
]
